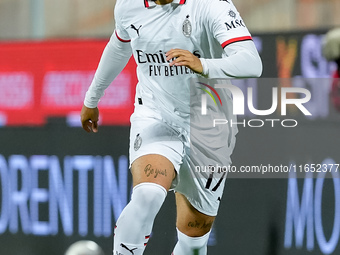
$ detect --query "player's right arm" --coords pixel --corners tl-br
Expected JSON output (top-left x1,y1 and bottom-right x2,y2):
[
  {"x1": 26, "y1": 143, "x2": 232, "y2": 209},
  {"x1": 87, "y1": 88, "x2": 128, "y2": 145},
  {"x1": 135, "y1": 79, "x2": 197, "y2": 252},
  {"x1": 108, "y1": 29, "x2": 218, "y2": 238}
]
[
  {"x1": 81, "y1": 105, "x2": 99, "y2": 133},
  {"x1": 83, "y1": 32, "x2": 132, "y2": 108},
  {"x1": 82, "y1": 3, "x2": 132, "y2": 133}
]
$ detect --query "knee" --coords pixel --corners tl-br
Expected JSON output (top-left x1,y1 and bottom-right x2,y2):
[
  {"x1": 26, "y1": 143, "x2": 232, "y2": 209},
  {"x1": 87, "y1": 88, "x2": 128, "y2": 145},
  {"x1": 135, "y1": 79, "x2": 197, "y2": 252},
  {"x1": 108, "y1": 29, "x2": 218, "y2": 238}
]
[
  {"x1": 173, "y1": 228, "x2": 210, "y2": 255},
  {"x1": 131, "y1": 182, "x2": 167, "y2": 216}
]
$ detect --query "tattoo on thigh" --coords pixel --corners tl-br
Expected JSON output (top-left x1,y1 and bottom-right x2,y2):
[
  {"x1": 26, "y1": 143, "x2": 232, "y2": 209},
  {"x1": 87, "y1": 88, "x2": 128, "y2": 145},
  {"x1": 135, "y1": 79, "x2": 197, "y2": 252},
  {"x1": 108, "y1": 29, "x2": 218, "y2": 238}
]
[
  {"x1": 144, "y1": 164, "x2": 167, "y2": 178},
  {"x1": 187, "y1": 220, "x2": 213, "y2": 230}
]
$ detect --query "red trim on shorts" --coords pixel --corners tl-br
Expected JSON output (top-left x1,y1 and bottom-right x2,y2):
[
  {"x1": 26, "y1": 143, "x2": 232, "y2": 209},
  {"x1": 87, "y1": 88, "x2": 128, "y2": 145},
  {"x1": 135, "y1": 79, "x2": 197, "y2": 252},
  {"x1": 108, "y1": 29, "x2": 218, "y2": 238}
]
[
  {"x1": 115, "y1": 30, "x2": 131, "y2": 43},
  {"x1": 179, "y1": 0, "x2": 186, "y2": 4},
  {"x1": 221, "y1": 36, "x2": 252, "y2": 48}
]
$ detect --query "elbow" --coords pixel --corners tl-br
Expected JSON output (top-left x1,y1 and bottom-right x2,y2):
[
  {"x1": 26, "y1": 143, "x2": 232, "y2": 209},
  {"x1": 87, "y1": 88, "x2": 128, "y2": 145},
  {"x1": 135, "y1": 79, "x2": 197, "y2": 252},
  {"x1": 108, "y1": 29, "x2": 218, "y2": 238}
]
[
  {"x1": 239, "y1": 42, "x2": 263, "y2": 78},
  {"x1": 249, "y1": 53, "x2": 263, "y2": 78},
  {"x1": 232, "y1": 48, "x2": 263, "y2": 78},
  {"x1": 253, "y1": 61, "x2": 263, "y2": 78},
  {"x1": 255, "y1": 55, "x2": 263, "y2": 77}
]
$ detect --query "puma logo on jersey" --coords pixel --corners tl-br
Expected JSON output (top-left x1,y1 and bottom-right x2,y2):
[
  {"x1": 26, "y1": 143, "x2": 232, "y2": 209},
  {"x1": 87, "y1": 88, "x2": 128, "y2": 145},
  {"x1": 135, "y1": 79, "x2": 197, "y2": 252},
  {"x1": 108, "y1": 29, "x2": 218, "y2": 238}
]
[
  {"x1": 131, "y1": 24, "x2": 142, "y2": 36},
  {"x1": 120, "y1": 243, "x2": 138, "y2": 254}
]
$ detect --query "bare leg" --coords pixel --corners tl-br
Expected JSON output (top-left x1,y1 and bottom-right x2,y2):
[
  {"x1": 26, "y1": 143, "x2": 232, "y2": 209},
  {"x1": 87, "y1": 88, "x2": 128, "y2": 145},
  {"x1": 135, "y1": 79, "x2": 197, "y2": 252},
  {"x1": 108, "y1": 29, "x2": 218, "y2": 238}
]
[
  {"x1": 131, "y1": 154, "x2": 176, "y2": 189},
  {"x1": 172, "y1": 192, "x2": 215, "y2": 255}
]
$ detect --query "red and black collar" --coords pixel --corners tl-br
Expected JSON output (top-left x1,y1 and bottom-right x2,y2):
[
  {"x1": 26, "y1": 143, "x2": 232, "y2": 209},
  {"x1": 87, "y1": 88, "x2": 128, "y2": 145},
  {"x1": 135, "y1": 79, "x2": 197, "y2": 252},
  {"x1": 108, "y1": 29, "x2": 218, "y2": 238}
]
[{"x1": 144, "y1": 0, "x2": 186, "y2": 8}]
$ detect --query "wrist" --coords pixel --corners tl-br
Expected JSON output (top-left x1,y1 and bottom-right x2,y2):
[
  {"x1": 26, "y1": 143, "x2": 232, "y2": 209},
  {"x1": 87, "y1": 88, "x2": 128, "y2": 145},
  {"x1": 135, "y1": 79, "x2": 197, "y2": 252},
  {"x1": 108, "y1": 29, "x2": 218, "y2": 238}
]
[
  {"x1": 84, "y1": 90, "x2": 99, "y2": 108},
  {"x1": 199, "y1": 58, "x2": 209, "y2": 77}
]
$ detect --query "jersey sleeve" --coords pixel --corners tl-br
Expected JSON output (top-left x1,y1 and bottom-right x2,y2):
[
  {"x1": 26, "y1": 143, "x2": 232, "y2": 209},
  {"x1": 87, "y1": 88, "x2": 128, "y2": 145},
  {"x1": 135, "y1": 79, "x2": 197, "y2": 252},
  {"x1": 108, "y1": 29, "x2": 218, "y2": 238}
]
[
  {"x1": 114, "y1": 0, "x2": 131, "y2": 42},
  {"x1": 200, "y1": 40, "x2": 262, "y2": 78},
  {"x1": 205, "y1": 0, "x2": 252, "y2": 49},
  {"x1": 84, "y1": 34, "x2": 132, "y2": 108}
]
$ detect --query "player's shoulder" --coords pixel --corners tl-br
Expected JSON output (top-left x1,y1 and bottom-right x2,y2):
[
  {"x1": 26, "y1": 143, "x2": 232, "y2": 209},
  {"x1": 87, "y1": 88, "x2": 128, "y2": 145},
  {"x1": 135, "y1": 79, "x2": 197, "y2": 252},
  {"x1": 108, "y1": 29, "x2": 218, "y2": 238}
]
[
  {"x1": 114, "y1": 0, "x2": 144, "y2": 20},
  {"x1": 115, "y1": 0, "x2": 144, "y2": 12},
  {"x1": 194, "y1": 0, "x2": 237, "y2": 17}
]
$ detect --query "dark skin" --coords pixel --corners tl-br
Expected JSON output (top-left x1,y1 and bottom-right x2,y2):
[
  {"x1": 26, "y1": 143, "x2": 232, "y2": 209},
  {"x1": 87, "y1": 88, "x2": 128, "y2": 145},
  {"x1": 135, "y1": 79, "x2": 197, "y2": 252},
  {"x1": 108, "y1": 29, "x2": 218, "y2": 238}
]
[
  {"x1": 81, "y1": 114, "x2": 215, "y2": 238},
  {"x1": 80, "y1": 2, "x2": 212, "y2": 236},
  {"x1": 154, "y1": 0, "x2": 173, "y2": 5},
  {"x1": 166, "y1": 49, "x2": 203, "y2": 74},
  {"x1": 81, "y1": 0, "x2": 203, "y2": 123},
  {"x1": 80, "y1": 102, "x2": 214, "y2": 238},
  {"x1": 81, "y1": 49, "x2": 203, "y2": 129},
  {"x1": 80, "y1": 105, "x2": 99, "y2": 133}
]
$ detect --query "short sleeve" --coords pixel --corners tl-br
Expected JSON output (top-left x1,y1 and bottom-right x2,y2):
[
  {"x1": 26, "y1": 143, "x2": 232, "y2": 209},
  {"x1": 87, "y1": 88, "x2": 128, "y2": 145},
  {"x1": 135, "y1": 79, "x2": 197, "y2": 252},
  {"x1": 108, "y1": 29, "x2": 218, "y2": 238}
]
[{"x1": 205, "y1": 0, "x2": 252, "y2": 49}]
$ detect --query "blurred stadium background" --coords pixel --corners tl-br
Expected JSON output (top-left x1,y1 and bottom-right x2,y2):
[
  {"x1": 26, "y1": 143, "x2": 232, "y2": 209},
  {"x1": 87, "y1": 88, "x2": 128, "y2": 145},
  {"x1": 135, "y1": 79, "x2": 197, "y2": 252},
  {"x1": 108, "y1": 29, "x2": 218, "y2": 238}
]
[{"x1": 0, "y1": 0, "x2": 340, "y2": 254}]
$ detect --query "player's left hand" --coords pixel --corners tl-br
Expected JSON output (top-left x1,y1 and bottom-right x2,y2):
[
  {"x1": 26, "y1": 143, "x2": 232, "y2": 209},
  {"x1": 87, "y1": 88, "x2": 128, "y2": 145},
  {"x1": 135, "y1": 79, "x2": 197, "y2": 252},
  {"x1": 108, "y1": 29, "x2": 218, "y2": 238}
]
[{"x1": 166, "y1": 49, "x2": 203, "y2": 74}]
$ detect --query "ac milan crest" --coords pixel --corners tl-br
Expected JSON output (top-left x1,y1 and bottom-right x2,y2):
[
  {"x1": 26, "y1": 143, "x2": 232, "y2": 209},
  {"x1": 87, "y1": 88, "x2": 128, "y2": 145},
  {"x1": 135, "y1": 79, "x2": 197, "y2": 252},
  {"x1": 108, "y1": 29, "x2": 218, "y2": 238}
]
[
  {"x1": 134, "y1": 133, "x2": 142, "y2": 151},
  {"x1": 182, "y1": 15, "x2": 192, "y2": 37}
]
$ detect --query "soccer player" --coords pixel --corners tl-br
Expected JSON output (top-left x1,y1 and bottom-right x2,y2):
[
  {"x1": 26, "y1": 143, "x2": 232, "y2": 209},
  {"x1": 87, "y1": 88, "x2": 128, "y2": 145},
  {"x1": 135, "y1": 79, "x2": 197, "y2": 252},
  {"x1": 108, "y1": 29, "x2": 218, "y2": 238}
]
[{"x1": 81, "y1": 0, "x2": 262, "y2": 254}]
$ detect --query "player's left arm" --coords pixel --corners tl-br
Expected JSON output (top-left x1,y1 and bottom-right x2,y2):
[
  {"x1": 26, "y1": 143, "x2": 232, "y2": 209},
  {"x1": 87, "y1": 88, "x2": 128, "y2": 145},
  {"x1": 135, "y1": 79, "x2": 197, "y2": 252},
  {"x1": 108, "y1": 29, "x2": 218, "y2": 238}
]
[
  {"x1": 200, "y1": 0, "x2": 262, "y2": 78},
  {"x1": 167, "y1": 0, "x2": 262, "y2": 78},
  {"x1": 200, "y1": 40, "x2": 262, "y2": 78},
  {"x1": 166, "y1": 49, "x2": 203, "y2": 74},
  {"x1": 165, "y1": 40, "x2": 261, "y2": 78}
]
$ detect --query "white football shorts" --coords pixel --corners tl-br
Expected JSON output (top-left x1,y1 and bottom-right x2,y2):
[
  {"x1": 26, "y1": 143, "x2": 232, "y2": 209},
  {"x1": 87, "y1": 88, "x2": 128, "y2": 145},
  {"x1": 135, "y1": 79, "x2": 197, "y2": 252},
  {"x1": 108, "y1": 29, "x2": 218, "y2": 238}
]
[{"x1": 129, "y1": 97, "x2": 237, "y2": 216}]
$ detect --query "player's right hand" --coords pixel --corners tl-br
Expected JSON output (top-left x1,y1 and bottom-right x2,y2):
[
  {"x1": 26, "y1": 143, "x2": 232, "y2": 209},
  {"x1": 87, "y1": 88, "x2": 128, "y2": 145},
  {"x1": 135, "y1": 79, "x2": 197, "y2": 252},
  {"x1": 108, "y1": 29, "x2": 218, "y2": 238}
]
[{"x1": 80, "y1": 105, "x2": 99, "y2": 133}]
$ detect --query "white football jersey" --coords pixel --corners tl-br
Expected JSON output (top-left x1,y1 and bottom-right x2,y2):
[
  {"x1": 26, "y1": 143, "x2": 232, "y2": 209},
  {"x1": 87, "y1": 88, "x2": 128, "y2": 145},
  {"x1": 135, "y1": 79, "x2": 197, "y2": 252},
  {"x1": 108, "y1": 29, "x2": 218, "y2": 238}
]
[{"x1": 114, "y1": 0, "x2": 252, "y2": 119}]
